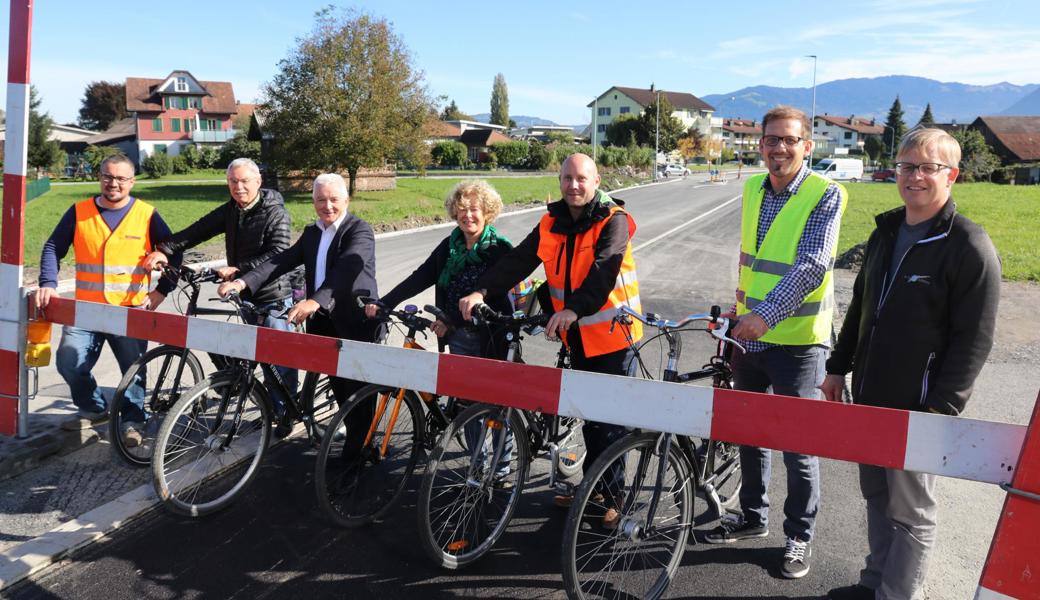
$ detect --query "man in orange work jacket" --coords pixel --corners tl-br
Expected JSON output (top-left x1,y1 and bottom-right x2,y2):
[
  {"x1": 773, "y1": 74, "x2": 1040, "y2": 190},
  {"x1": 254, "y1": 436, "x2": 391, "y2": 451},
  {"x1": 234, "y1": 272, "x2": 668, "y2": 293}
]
[
  {"x1": 35, "y1": 154, "x2": 178, "y2": 434},
  {"x1": 459, "y1": 153, "x2": 642, "y2": 528}
]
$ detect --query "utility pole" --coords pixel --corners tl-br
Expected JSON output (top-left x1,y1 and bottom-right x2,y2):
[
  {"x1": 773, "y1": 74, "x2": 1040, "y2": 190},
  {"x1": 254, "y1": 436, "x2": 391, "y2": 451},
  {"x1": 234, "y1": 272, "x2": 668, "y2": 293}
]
[
  {"x1": 592, "y1": 96, "x2": 598, "y2": 161},
  {"x1": 654, "y1": 88, "x2": 660, "y2": 181},
  {"x1": 806, "y1": 55, "x2": 817, "y2": 167}
]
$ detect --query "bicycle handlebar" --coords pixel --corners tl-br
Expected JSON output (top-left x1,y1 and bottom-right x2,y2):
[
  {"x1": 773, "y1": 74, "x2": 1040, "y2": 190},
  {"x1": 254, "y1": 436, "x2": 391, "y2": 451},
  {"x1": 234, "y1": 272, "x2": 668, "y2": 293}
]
[
  {"x1": 613, "y1": 304, "x2": 746, "y2": 353},
  {"x1": 357, "y1": 296, "x2": 436, "y2": 333},
  {"x1": 471, "y1": 303, "x2": 550, "y2": 330}
]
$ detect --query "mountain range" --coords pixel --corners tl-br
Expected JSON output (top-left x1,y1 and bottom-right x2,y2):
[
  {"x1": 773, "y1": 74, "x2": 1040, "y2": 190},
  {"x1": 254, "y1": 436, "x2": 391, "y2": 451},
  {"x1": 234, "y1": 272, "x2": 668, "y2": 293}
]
[{"x1": 701, "y1": 75, "x2": 1039, "y2": 124}]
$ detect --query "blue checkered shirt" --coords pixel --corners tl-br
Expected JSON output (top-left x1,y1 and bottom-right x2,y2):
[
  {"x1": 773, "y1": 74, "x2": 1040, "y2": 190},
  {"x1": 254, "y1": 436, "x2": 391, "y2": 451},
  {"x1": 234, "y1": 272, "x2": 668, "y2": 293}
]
[{"x1": 737, "y1": 165, "x2": 843, "y2": 353}]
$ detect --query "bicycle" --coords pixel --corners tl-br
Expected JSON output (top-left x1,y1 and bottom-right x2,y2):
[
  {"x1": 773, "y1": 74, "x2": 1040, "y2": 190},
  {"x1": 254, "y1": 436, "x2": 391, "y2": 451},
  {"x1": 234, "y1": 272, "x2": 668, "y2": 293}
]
[
  {"x1": 313, "y1": 300, "x2": 464, "y2": 528},
  {"x1": 416, "y1": 304, "x2": 587, "y2": 570},
  {"x1": 108, "y1": 264, "x2": 237, "y2": 467},
  {"x1": 560, "y1": 304, "x2": 744, "y2": 600},
  {"x1": 151, "y1": 291, "x2": 337, "y2": 517}
]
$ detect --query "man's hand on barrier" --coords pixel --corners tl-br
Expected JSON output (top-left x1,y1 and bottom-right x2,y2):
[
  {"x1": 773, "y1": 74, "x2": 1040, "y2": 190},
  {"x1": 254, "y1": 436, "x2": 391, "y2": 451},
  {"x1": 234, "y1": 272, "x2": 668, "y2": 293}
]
[
  {"x1": 142, "y1": 251, "x2": 168, "y2": 272},
  {"x1": 732, "y1": 312, "x2": 767, "y2": 340},
  {"x1": 459, "y1": 291, "x2": 485, "y2": 321},
  {"x1": 216, "y1": 266, "x2": 240, "y2": 281},
  {"x1": 546, "y1": 309, "x2": 578, "y2": 341},
  {"x1": 34, "y1": 287, "x2": 58, "y2": 310},
  {"x1": 141, "y1": 290, "x2": 166, "y2": 312},
  {"x1": 819, "y1": 374, "x2": 846, "y2": 402},
  {"x1": 217, "y1": 279, "x2": 246, "y2": 298},
  {"x1": 287, "y1": 299, "x2": 320, "y2": 326}
]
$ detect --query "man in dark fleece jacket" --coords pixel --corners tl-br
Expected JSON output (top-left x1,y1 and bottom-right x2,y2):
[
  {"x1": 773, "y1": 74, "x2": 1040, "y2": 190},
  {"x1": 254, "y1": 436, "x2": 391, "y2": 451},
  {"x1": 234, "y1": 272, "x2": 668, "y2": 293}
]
[
  {"x1": 143, "y1": 157, "x2": 299, "y2": 422},
  {"x1": 821, "y1": 128, "x2": 1001, "y2": 600}
]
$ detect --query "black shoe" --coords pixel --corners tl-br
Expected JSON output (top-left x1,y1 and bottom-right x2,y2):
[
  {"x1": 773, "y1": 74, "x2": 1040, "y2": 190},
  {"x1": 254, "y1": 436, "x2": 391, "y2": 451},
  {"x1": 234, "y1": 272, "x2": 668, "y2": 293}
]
[
  {"x1": 704, "y1": 515, "x2": 768, "y2": 544},
  {"x1": 780, "y1": 536, "x2": 811, "y2": 579},
  {"x1": 274, "y1": 416, "x2": 293, "y2": 439},
  {"x1": 827, "y1": 583, "x2": 874, "y2": 600}
]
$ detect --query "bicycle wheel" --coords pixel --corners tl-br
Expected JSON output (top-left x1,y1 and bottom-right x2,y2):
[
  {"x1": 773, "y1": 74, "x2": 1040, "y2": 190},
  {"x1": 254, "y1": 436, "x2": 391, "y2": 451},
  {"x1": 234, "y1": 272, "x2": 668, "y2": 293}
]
[
  {"x1": 417, "y1": 403, "x2": 529, "y2": 569},
  {"x1": 298, "y1": 372, "x2": 338, "y2": 435},
  {"x1": 109, "y1": 345, "x2": 205, "y2": 468},
  {"x1": 314, "y1": 384, "x2": 424, "y2": 527},
  {"x1": 152, "y1": 372, "x2": 271, "y2": 517},
  {"x1": 562, "y1": 432, "x2": 693, "y2": 600},
  {"x1": 702, "y1": 439, "x2": 742, "y2": 514},
  {"x1": 556, "y1": 416, "x2": 587, "y2": 478}
]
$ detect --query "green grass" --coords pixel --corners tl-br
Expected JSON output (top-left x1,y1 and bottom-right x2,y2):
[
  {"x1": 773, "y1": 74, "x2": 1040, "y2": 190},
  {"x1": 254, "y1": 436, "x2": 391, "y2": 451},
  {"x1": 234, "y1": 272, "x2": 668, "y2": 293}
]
[
  {"x1": 840, "y1": 182, "x2": 1039, "y2": 281},
  {"x1": 14, "y1": 177, "x2": 561, "y2": 268}
]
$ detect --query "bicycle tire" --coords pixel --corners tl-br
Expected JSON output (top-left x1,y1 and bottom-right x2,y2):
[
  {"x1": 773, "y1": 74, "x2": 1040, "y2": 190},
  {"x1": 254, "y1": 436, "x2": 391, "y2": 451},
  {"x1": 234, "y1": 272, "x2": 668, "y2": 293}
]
[
  {"x1": 417, "y1": 403, "x2": 529, "y2": 569},
  {"x1": 109, "y1": 345, "x2": 205, "y2": 468},
  {"x1": 562, "y1": 432, "x2": 693, "y2": 600},
  {"x1": 314, "y1": 384, "x2": 424, "y2": 527},
  {"x1": 556, "y1": 416, "x2": 587, "y2": 478},
  {"x1": 152, "y1": 372, "x2": 271, "y2": 517}
]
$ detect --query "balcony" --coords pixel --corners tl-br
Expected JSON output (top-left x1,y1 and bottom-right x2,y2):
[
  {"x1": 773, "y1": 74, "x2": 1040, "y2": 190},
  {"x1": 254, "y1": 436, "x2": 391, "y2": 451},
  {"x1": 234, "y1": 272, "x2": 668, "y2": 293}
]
[{"x1": 192, "y1": 128, "x2": 237, "y2": 143}]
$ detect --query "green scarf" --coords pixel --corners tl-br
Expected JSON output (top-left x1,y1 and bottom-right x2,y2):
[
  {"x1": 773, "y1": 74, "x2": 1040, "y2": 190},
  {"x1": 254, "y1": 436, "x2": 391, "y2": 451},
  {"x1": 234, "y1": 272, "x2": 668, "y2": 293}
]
[{"x1": 438, "y1": 224, "x2": 509, "y2": 288}]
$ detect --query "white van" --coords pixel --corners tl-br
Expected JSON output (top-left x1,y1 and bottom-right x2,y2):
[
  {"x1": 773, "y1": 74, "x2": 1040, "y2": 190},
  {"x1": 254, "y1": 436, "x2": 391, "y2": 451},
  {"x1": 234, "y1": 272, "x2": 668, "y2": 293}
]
[{"x1": 812, "y1": 158, "x2": 864, "y2": 182}]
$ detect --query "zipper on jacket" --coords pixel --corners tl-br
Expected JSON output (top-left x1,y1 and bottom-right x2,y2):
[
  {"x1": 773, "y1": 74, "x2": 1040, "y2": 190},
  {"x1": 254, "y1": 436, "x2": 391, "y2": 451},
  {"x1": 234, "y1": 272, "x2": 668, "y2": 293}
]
[
  {"x1": 555, "y1": 242, "x2": 565, "y2": 276},
  {"x1": 919, "y1": 351, "x2": 935, "y2": 406}
]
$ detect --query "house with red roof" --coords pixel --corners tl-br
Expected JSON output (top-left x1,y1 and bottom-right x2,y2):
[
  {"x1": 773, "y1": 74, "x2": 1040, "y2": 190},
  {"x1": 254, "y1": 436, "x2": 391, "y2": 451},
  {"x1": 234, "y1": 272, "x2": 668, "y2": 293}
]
[
  {"x1": 812, "y1": 114, "x2": 884, "y2": 155},
  {"x1": 587, "y1": 86, "x2": 717, "y2": 148}
]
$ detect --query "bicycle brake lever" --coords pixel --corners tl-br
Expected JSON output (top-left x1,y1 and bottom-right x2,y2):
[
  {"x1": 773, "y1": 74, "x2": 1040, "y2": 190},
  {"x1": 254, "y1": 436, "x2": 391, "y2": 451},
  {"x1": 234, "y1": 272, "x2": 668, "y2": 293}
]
[{"x1": 710, "y1": 317, "x2": 746, "y2": 353}]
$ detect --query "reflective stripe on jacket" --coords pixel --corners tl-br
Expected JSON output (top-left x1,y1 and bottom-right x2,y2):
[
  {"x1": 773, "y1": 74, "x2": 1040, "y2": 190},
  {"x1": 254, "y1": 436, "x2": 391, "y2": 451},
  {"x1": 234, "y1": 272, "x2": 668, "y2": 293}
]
[
  {"x1": 73, "y1": 198, "x2": 154, "y2": 306},
  {"x1": 536, "y1": 203, "x2": 642, "y2": 357},
  {"x1": 736, "y1": 172, "x2": 847, "y2": 345}
]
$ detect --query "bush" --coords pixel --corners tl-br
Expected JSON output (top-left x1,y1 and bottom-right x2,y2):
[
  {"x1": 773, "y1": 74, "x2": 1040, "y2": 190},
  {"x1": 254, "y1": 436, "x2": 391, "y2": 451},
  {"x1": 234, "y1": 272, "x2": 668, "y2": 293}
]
[
  {"x1": 480, "y1": 150, "x2": 498, "y2": 170},
  {"x1": 431, "y1": 141, "x2": 468, "y2": 168},
  {"x1": 179, "y1": 144, "x2": 203, "y2": 169},
  {"x1": 171, "y1": 155, "x2": 191, "y2": 174},
  {"x1": 84, "y1": 145, "x2": 121, "y2": 173},
  {"x1": 142, "y1": 152, "x2": 173, "y2": 178},
  {"x1": 490, "y1": 141, "x2": 529, "y2": 168},
  {"x1": 218, "y1": 133, "x2": 261, "y2": 170},
  {"x1": 199, "y1": 146, "x2": 220, "y2": 169}
]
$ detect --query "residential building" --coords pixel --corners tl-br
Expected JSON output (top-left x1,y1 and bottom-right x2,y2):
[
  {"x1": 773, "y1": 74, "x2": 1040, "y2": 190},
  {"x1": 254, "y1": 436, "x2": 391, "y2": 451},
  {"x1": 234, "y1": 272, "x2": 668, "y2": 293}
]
[
  {"x1": 458, "y1": 128, "x2": 511, "y2": 163},
  {"x1": 721, "y1": 118, "x2": 761, "y2": 163},
  {"x1": 0, "y1": 122, "x2": 95, "y2": 167},
  {"x1": 511, "y1": 124, "x2": 580, "y2": 143},
  {"x1": 442, "y1": 119, "x2": 508, "y2": 135},
  {"x1": 125, "y1": 70, "x2": 238, "y2": 163},
  {"x1": 587, "y1": 86, "x2": 716, "y2": 147},
  {"x1": 970, "y1": 116, "x2": 1040, "y2": 163},
  {"x1": 812, "y1": 114, "x2": 884, "y2": 155}
]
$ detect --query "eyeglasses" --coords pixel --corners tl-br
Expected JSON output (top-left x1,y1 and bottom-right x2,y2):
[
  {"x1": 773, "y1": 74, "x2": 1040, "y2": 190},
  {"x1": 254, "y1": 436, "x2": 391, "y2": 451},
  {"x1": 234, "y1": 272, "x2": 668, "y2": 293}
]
[
  {"x1": 100, "y1": 173, "x2": 134, "y2": 185},
  {"x1": 762, "y1": 135, "x2": 805, "y2": 147},
  {"x1": 227, "y1": 177, "x2": 258, "y2": 186},
  {"x1": 894, "y1": 162, "x2": 951, "y2": 177}
]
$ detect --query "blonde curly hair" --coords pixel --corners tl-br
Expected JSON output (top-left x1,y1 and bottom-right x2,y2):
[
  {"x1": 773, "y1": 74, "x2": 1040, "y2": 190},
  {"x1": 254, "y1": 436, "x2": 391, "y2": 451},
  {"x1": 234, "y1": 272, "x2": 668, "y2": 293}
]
[{"x1": 444, "y1": 179, "x2": 503, "y2": 223}]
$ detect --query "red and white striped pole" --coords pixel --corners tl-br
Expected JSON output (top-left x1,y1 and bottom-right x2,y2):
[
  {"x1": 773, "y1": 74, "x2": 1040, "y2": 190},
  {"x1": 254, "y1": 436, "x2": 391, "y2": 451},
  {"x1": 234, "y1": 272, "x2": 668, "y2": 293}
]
[{"x1": 1, "y1": 0, "x2": 34, "y2": 437}]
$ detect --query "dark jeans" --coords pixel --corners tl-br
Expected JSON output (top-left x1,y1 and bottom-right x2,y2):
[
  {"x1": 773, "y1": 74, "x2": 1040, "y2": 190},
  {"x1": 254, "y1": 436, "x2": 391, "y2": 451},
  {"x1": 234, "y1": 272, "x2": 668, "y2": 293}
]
[
  {"x1": 730, "y1": 343, "x2": 826, "y2": 542},
  {"x1": 242, "y1": 296, "x2": 298, "y2": 415}
]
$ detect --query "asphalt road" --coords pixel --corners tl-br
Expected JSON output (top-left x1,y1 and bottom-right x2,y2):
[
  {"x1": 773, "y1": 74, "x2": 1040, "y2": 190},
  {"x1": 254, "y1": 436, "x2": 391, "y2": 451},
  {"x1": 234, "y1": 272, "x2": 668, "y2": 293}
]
[{"x1": 9, "y1": 174, "x2": 1038, "y2": 599}]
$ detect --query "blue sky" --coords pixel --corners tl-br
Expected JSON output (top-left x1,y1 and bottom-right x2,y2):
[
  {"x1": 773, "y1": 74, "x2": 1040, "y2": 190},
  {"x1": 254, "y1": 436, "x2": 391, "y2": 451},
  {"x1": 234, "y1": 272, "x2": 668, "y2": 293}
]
[{"x1": 2, "y1": 0, "x2": 1037, "y2": 127}]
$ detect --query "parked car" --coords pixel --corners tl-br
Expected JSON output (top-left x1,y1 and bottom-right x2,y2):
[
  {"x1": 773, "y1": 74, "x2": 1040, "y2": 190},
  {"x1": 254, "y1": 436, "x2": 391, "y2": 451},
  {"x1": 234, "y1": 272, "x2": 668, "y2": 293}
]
[
  {"x1": 872, "y1": 168, "x2": 896, "y2": 182},
  {"x1": 659, "y1": 164, "x2": 690, "y2": 177}
]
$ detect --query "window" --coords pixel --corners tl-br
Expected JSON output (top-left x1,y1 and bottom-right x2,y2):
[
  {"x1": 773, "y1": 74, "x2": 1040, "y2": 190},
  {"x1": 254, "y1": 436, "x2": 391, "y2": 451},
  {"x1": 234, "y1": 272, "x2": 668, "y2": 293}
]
[
  {"x1": 620, "y1": 106, "x2": 630, "y2": 114},
  {"x1": 175, "y1": 76, "x2": 188, "y2": 92},
  {"x1": 152, "y1": 118, "x2": 163, "y2": 132},
  {"x1": 844, "y1": 131, "x2": 853, "y2": 140},
  {"x1": 184, "y1": 118, "x2": 195, "y2": 132},
  {"x1": 189, "y1": 97, "x2": 202, "y2": 109},
  {"x1": 597, "y1": 124, "x2": 607, "y2": 132},
  {"x1": 171, "y1": 119, "x2": 181, "y2": 132},
  {"x1": 154, "y1": 144, "x2": 167, "y2": 155},
  {"x1": 597, "y1": 107, "x2": 611, "y2": 116},
  {"x1": 199, "y1": 118, "x2": 220, "y2": 131},
  {"x1": 164, "y1": 97, "x2": 172, "y2": 109},
  {"x1": 177, "y1": 97, "x2": 188, "y2": 109}
]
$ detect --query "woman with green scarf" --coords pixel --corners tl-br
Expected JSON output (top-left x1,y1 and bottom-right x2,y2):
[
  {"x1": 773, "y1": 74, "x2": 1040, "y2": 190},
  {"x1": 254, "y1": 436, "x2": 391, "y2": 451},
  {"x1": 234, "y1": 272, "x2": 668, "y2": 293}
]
[{"x1": 365, "y1": 179, "x2": 514, "y2": 358}]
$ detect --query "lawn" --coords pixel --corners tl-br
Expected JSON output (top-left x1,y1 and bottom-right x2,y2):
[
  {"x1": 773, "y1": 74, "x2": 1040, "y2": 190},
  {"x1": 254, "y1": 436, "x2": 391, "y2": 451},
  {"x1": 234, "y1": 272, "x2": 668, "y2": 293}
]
[
  {"x1": 13, "y1": 176, "x2": 560, "y2": 268},
  {"x1": 840, "y1": 182, "x2": 1039, "y2": 281}
]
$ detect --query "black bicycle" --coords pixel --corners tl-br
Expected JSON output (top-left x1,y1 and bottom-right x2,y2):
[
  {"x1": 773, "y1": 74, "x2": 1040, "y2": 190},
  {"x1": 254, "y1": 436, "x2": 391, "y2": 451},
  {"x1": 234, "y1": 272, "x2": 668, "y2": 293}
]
[
  {"x1": 561, "y1": 304, "x2": 744, "y2": 600},
  {"x1": 108, "y1": 264, "x2": 236, "y2": 467},
  {"x1": 151, "y1": 292, "x2": 337, "y2": 517},
  {"x1": 416, "y1": 304, "x2": 587, "y2": 570}
]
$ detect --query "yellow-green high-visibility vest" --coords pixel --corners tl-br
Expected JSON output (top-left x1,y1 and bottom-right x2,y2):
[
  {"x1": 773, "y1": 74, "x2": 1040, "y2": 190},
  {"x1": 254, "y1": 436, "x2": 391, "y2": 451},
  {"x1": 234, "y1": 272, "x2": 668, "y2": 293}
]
[{"x1": 736, "y1": 172, "x2": 847, "y2": 345}]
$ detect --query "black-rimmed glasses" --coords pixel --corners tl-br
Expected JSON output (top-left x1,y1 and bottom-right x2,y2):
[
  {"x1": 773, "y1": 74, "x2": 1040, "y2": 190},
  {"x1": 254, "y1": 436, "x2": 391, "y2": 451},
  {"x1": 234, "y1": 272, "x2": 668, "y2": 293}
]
[
  {"x1": 894, "y1": 162, "x2": 951, "y2": 177},
  {"x1": 762, "y1": 135, "x2": 805, "y2": 147},
  {"x1": 100, "y1": 173, "x2": 134, "y2": 185}
]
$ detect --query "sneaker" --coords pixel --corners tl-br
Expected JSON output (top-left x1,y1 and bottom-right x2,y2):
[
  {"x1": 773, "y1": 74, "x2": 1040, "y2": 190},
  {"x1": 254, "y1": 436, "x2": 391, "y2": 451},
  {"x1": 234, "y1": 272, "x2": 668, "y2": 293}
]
[
  {"x1": 62, "y1": 410, "x2": 109, "y2": 431},
  {"x1": 122, "y1": 425, "x2": 144, "y2": 449},
  {"x1": 827, "y1": 584, "x2": 874, "y2": 600},
  {"x1": 780, "y1": 536, "x2": 811, "y2": 579},
  {"x1": 704, "y1": 514, "x2": 768, "y2": 544}
]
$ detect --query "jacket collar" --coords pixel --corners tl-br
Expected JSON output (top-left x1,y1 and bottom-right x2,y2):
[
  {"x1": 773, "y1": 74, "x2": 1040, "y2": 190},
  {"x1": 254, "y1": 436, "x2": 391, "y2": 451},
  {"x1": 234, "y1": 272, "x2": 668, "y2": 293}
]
[
  {"x1": 875, "y1": 197, "x2": 957, "y2": 240},
  {"x1": 547, "y1": 189, "x2": 621, "y2": 233}
]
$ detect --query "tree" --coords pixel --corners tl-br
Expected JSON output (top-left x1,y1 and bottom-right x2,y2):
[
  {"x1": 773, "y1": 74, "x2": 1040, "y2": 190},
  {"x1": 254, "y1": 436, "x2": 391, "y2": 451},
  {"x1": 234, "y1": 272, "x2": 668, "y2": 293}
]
[
  {"x1": 953, "y1": 129, "x2": 1000, "y2": 182},
  {"x1": 918, "y1": 103, "x2": 935, "y2": 127},
  {"x1": 83, "y1": 145, "x2": 121, "y2": 172},
  {"x1": 884, "y1": 96, "x2": 907, "y2": 154},
  {"x1": 218, "y1": 132, "x2": 261, "y2": 169},
  {"x1": 605, "y1": 114, "x2": 641, "y2": 148},
  {"x1": 27, "y1": 86, "x2": 64, "y2": 177},
  {"x1": 489, "y1": 73, "x2": 509, "y2": 127},
  {"x1": 440, "y1": 99, "x2": 472, "y2": 121},
  {"x1": 77, "y1": 81, "x2": 127, "y2": 131},
  {"x1": 638, "y1": 95, "x2": 686, "y2": 153},
  {"x1": 863, "y1": 135, "x2": 885, "y2": 163},
  {"x1": 262, "y1": 7, "x2": 434, "y2": 195},
  {"x1": 431, "y1": 141, "x2": 468, "y2": 168},
  {"x1": 677, "y1": 128, "x2": 706, "y2": 162}
]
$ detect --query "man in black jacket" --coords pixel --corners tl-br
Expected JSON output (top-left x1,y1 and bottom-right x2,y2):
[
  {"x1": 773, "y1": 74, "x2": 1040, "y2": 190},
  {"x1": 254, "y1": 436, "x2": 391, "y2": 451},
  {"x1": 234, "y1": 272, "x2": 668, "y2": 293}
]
[
  {"x1": 217, "y1": 173, "x2": 379, "y2": 407},
  {"x1": 821, "y1": 128, "x2": 1001, "y2": 600},
  {"x1": 144, "y1": 157, "x2": 299, "y2": 422}
]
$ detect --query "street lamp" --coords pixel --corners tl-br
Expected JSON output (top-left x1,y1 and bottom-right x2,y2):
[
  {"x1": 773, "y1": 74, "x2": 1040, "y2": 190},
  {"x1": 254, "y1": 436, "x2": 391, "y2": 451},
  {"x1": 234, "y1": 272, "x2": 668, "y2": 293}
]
[
  {"x1": 882, "y1": 125, "x2": 897, "y2": 161},
  {"x1": 592, "y1": 96, "x2": 598, "y2": 161},
  {"x1": 805, "y1": 55, "x2": 817, "y2": 166}
]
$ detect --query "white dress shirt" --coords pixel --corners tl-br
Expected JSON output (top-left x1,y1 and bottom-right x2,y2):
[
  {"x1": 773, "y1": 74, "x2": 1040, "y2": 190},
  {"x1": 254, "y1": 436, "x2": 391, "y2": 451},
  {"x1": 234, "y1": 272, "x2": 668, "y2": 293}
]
[{"x1": 314, "y1": 213, "x2": 347, "y2": 290}]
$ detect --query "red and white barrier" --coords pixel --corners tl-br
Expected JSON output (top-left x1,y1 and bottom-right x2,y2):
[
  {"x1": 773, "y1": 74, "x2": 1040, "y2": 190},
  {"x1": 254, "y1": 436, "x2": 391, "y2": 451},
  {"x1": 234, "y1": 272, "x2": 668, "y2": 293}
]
[{"x1": 1, "y1": 0, "x2": 34, "y2": 437}]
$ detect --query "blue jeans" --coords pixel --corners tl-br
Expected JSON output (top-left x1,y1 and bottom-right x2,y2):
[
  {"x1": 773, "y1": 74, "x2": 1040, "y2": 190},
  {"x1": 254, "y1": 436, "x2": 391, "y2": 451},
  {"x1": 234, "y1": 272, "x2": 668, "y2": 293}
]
[
  {"x1": 56, "y1": 325, "x2": 148, "y2": 419},
  {"x1": 730, "y1": 344, "x2": 826, "y2": 542},
  {"x1": 243, "y1": 296, "x2": 298, "y2": 415}
]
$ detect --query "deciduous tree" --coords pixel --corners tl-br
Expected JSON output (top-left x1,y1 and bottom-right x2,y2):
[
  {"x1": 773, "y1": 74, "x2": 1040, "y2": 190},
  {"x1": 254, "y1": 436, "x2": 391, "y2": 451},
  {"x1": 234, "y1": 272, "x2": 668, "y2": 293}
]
[
  {"x1": 490, "y1": 73, "x2": 509, "y2": 127},
  {"x1": 638, "y1": 95, "x2": 686, "y2": 153},
  {"x1": 953, "y1": 129, "x2": 1000, "y2": 182},
  {"x1": 77, "y1": 81, "x2": 127, "y2": 131},
  {"x1": 262, "y1": 7, "x2": 434, "y2": 194}
]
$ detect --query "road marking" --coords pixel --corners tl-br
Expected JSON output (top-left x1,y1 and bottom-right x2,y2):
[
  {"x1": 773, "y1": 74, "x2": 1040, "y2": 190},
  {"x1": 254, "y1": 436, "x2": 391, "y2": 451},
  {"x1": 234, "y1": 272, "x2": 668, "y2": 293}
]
[{"x1": 632, "y1": 194, "x2": 741, "y2": 254}]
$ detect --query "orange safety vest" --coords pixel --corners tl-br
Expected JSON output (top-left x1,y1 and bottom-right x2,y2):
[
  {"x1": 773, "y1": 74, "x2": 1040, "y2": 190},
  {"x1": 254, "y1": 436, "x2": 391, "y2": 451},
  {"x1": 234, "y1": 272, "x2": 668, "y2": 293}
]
[
  {"x1": 536, "y1": 202, "x2": 642, "y2": 357},
  {"x1": 73, "y1": 197, "x2": 155, "y2": 306}
]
